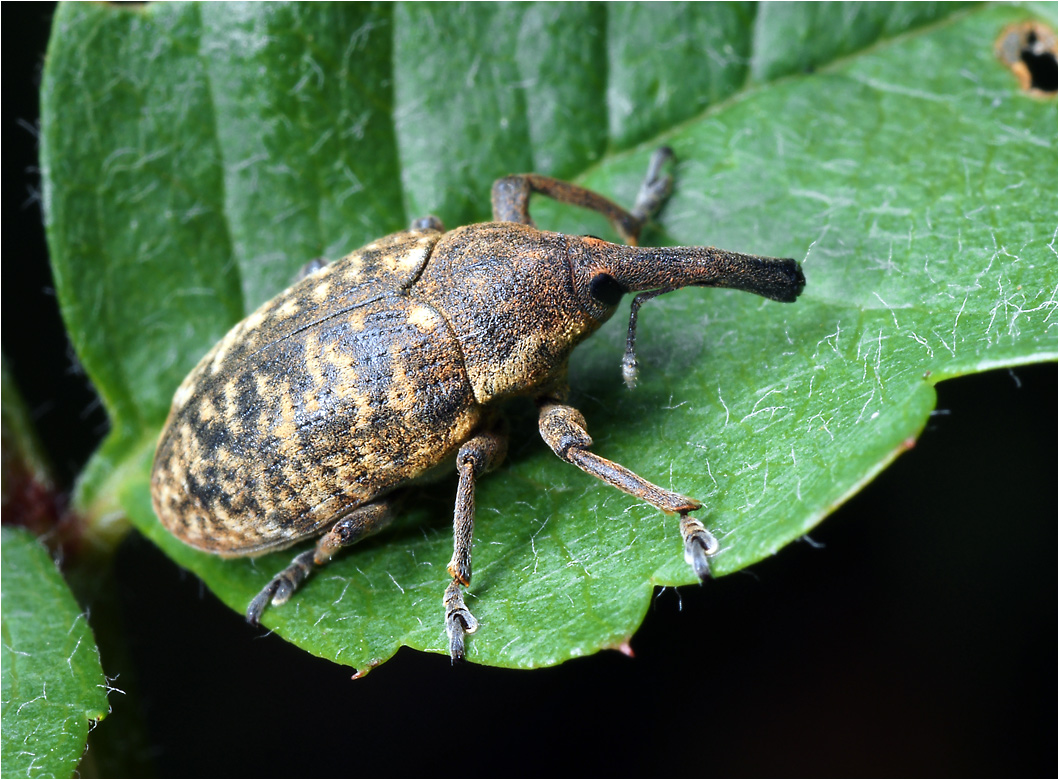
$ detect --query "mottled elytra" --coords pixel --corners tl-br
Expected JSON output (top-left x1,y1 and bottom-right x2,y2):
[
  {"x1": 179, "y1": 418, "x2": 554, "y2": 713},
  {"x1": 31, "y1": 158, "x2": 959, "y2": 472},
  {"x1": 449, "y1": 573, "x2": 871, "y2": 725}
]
[{"x1": 150, "y1": 148, "x2": 805, "y2": 662}]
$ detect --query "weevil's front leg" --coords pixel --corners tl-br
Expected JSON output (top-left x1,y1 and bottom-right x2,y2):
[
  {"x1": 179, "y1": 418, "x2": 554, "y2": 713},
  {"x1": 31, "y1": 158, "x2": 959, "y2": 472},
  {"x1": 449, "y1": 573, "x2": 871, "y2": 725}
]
[
  {"x1": 246, "y1": 497, "x2": 400, "y2": 624},
  {"x1": 491, "y1": 147, "x2": 675, "y2": 246},
  {"x1": 537, "y1": 394, "x2": 719, "y2": 580},
  {"x1": 444, "y1": 424, "x2": 508, "y2": 662}
]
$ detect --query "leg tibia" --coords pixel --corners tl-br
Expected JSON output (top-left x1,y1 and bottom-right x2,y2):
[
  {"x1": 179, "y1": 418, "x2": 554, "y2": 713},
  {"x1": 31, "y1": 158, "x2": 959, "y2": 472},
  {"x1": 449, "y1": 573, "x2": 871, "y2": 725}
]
[
  {"x1": 537, "y1": 397, "x2": 716, "y2": 583},
  {"x1": 538, "y1": 400, "x2": 700, "y2": 514},
  {"x1": 444, "y1": 424, "x2": 508, "y2": 661},
  {"x1": 447, "y1": 426, "x2": 508, "y2": 586}
]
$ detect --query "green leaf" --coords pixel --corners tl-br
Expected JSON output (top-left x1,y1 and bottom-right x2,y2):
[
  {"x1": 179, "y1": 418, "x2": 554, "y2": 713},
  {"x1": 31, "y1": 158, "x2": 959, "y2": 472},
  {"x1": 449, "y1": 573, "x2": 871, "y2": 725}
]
[
  {"x1": 2, "y1": 358, "x2": 54, "y2": 496},
  {"x1": 41, "y1": 2, "x2": 1057, "y2": 675},
  {"x1": 1, "y1": 528, "x2": 109, "y2": 777}
]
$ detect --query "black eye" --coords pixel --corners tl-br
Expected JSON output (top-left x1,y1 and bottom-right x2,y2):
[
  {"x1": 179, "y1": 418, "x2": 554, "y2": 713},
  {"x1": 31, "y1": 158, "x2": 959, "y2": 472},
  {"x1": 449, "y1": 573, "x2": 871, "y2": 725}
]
[{"x1": 589, "y1": 273, "x2": 627, "y2": 306}]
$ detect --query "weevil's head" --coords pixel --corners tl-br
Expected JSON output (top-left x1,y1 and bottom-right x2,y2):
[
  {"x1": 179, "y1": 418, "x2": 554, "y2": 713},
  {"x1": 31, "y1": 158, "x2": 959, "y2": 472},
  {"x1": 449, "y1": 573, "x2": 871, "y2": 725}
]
[{"x1": 565, "y1": 233, "x2": 805, "y2": 386}]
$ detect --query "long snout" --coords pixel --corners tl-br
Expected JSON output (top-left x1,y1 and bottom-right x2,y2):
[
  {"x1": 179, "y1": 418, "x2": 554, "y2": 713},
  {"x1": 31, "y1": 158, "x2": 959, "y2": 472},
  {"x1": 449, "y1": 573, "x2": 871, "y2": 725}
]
[{"x1": 602, "y1": 243, "x2": 805, "y2": 303}]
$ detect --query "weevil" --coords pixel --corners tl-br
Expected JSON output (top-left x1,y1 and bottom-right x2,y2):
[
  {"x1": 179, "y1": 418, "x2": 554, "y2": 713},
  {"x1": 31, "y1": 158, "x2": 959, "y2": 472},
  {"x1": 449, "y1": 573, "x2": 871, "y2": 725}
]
[{"x1": 150, "y1": 148, "x2": 805, "y2": 662}]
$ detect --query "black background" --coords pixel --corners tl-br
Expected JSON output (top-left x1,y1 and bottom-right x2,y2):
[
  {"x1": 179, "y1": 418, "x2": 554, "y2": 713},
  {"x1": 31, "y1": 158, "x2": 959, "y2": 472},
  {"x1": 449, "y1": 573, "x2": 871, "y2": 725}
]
[{"x1": 6, "y1": 5, "x2": 1055, "y2": 776}]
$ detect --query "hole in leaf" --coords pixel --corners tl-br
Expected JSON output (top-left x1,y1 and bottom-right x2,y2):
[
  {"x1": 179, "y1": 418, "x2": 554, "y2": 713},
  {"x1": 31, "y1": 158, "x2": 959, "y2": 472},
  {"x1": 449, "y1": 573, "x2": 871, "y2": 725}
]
[{"x1": 995, "y1": 21, "x2": 1058, "y2": 96}]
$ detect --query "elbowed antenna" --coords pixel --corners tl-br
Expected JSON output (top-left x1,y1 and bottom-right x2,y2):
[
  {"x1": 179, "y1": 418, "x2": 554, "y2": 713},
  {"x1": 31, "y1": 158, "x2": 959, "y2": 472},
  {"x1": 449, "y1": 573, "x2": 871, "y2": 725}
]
[{"x1": 579, "y1": 242, "x2": 806, "y2": 387}]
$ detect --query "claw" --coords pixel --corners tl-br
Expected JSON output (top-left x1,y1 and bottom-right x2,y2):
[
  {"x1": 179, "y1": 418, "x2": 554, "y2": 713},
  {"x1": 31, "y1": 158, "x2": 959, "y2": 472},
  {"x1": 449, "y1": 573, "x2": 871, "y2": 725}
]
[
  {"x1": 444, "y1": 580, "x2": 479, "y2": 663},
  {"x1": 680, "y1": 514, "x2": 719, "y2": 581},
  {"x1": 245, "y1": 550, "x2": 316, "y2": 624},
  {"x1": 246, "y1": 581, "x2": 280, "y2": 625},
  {"x1": 621, "y1": 352, "x2": 640, "y2": 389}
]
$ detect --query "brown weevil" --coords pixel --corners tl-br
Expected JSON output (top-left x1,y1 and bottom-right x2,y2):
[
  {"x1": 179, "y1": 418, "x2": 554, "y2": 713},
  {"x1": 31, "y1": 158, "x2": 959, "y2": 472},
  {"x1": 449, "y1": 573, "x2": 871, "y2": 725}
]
[{"x1": 150, "y1": 148, "x2": 805, "y2": 662}]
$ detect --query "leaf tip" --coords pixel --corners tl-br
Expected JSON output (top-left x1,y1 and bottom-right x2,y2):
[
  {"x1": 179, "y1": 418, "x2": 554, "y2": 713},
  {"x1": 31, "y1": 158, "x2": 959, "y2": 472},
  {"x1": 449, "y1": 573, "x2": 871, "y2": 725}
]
[{"x1": 605, "y1": 639, "x2": 636, "y2": 659}]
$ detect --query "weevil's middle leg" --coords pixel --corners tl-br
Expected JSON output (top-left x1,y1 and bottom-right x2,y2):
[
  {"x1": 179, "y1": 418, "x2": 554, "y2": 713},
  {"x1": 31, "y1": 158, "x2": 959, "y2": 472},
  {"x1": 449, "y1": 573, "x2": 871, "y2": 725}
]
[
  {"x1": 411, "y1": 215, "x2": 444, "y2": 232},
  {"x1": 537, "y1": 393, "x2": 719, "y2": 580},
  {"x1": 444, "y1": 424, "x2": 508, "y2": 663},
  {"x1": 491, "y1": 147, "x2": 675, "y2": 246},
  {"x1": 246, "y1": 497, "x2": 399, "y2": 625}
]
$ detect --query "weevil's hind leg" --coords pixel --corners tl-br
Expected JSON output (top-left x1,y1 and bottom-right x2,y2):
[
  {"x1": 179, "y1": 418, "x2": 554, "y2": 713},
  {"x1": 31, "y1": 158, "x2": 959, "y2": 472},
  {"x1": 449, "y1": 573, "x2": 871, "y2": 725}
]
[
  {"x1": 537, "y1": 392, "x2": 719, "y2": 581},
  {"x1": 444, "y1": 423, "x2": 508, "y2": 663},
  {"x1": 490, "y1": 146, "x2": 675, "y2": 246},
  {"x1": 246, "y1": 496, "x2": 401, "y2": 625}
]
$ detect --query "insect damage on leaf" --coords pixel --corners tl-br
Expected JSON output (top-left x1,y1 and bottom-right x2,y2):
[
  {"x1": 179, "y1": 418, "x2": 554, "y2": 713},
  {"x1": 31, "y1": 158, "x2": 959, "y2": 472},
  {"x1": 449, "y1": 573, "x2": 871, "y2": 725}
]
[{"x1": 995, "y1": 21, "x2": 1058, "y2": 96}]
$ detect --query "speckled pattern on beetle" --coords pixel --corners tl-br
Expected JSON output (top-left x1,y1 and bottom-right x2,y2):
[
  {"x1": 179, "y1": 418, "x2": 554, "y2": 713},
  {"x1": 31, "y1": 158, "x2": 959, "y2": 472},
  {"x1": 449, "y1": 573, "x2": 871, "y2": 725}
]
[{"x1": 151, "y1": 148, "x2": 805, "y2": 662}]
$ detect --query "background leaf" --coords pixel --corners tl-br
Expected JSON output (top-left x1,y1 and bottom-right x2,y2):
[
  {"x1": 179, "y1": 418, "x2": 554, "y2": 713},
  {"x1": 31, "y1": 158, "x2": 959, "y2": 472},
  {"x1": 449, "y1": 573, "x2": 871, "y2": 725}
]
[
  {"x1": 1, "y1": 528, "x2": 109, "y2": 778},
  {"x1": 40, "y1": 1, "x2": 1056, "y2": 676}
]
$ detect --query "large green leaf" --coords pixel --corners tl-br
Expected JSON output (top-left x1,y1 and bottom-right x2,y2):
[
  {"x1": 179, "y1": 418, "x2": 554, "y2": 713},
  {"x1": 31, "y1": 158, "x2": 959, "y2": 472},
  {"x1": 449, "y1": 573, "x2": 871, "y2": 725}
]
[
  {"x1": 41, "y1": 2, "x2": 1056, "y2": 675},
  {"x1": 1, "y1": 528, "x2": 110, "y2": 778}
]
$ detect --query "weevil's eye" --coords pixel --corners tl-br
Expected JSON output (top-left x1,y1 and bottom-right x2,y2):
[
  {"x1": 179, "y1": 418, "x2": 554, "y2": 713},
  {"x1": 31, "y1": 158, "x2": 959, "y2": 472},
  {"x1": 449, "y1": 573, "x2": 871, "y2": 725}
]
[{"x1": 589, "y1": 273, "x2": 627, "y2": 307}]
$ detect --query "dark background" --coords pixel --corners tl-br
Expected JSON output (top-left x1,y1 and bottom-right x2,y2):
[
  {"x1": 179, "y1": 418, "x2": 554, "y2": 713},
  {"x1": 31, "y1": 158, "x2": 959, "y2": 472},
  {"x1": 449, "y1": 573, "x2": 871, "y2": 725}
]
[{"x1": 6, "y1": 5, "x2": 1055, "y2": 776}]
